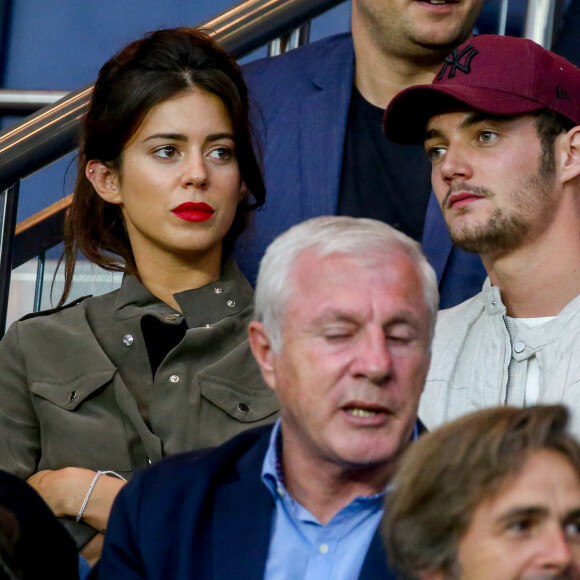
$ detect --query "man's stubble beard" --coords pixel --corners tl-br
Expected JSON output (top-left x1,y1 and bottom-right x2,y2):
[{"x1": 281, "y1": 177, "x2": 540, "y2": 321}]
[{"x1": 447, "y1": 149, "x2": 557, "y2": 256}]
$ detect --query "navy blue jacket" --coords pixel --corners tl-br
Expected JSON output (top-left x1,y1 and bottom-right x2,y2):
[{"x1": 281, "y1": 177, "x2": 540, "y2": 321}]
[
  {"x1": 238, "y1": 33, "x2": 485, "y2": 309},
  {"x1": 94, "y1": 425, "x2": 397, "y2": 579}
]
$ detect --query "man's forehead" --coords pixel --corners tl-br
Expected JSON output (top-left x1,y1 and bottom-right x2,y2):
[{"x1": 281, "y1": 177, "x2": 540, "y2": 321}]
[
  {"x1": 285, "y1": 248, "x2": 427, "y2": 320},
  {"x1": 483, "y1": 450, "x2": 580, "y2": 519},
  {"x1": 289, "y1": 247, "x2": 415, "y2": 292},
  {"x1": 425, "y1": 109, "x2": 533, "y2": 137}
]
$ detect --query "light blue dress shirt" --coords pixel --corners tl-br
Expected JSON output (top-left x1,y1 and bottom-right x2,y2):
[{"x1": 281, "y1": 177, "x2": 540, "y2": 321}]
[{"x1": 261, "y1": 420, "x2": 387, "y2": 580}]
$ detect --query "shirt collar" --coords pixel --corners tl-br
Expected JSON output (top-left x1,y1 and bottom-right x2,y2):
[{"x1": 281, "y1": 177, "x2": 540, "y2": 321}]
[{"x1": 113, "y1": 257, "x2": 252, "y2": 327}]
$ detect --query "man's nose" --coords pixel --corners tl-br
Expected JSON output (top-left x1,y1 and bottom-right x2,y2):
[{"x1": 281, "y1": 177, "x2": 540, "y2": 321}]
[
  {"x1": 439, "y1": 142, "x2": 474, "y2": 185},
  {"x1": 350, "y1": 328, "x2": 392, "y2": 384},
  {"x1": 535, "y1": 525, "x2": 575, "y2": 575}
]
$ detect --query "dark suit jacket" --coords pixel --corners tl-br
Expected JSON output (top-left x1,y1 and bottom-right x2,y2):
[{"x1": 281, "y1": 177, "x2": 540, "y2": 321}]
[
  {"x1": 94, "y1": 425, "x2": 397, "y2": 579},
  {"x1": 238, "y1": 33, "x2": 486, "y2": 309}
]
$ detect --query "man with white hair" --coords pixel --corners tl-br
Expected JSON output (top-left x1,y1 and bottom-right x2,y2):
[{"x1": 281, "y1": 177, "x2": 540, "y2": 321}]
[{"x1": 94, "y1": 216, "x2": 438, "y2": 579}]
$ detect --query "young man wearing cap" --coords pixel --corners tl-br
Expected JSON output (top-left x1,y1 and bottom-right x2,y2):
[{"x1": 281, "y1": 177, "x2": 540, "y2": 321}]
[{"x1": 383, "y1": 35, "x2": 580, "y2": 437}]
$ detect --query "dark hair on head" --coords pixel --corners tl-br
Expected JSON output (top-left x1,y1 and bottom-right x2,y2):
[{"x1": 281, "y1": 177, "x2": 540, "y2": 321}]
[
  {"x1": 382, "y1": 405, "x2": 580, "y2": 580},
  {"x1": 59, "y1": 26, "x2": 265, "y2": 306},
  {"x1": 534, "y1": 109, "x2": 576, "y2": 177}
]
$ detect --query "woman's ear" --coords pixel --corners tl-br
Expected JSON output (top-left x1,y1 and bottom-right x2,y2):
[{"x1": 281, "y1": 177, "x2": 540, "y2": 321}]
[
  {"x1": 86, "y1": 160, "x2": 122, "y2": 204},
  {"x1": 238, "y1": 181, "x2": 248, "y2": 204},
  {"x1": 560, "y1": 126, "x2": 580, "y2": 185}
]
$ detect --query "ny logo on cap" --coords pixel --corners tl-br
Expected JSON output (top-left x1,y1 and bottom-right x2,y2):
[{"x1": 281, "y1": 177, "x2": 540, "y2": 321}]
[
  {"x1": 556, "y1": 85, "x2": 571, "y2": 101},
  {"x1": 437, "y1": 45, "x2": 479, "y2": 81}
]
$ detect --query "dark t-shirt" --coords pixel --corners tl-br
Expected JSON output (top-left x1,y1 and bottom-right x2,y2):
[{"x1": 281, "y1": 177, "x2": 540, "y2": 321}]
[{"x1": 337, "y1": 85, "x2": 432, "y2": 242}]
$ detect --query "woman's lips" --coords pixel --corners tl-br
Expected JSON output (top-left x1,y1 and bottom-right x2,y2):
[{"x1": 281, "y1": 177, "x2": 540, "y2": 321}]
[{"x1": 172, "y1": 202, "x2": 215, "y2": 222}]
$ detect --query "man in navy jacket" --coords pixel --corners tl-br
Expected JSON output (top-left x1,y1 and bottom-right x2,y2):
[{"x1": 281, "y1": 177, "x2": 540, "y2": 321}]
[
  {"x1": 95, "y1": 217, "x2": 436, "y2": 579},
  {"x1": 237, "y1": 0, "x2": 486, "y2": 309}
]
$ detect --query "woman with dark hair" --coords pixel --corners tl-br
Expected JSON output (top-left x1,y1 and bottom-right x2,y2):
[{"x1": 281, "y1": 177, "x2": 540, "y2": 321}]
[{"x1": 0, "y1": 27, "x2": 277, "y2": 563}]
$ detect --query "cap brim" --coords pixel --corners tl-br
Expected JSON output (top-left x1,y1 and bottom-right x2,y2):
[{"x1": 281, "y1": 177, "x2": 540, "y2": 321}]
[{"x1": 383, "y1": 84, "x2": 546, "y2": 144}]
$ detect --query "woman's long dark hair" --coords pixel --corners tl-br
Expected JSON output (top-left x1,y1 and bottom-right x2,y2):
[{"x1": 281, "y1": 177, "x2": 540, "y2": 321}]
[{"x1": 59, "y1": 27, "x2": 265, "y2": 306}]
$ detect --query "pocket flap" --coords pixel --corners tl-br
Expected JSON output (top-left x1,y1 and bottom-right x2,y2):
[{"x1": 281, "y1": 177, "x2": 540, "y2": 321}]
[
  {"x1": 30, "y1": 369, "x2": 116, "y2": 411},
  {"x1": 200, "y1": 378, "x2": 278, "y2": 423}
]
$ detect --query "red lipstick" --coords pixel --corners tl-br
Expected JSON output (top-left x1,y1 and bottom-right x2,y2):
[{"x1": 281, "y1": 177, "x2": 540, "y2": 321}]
[{"x1": 172, "y1": 202, "x2": 214, "y2": 222}]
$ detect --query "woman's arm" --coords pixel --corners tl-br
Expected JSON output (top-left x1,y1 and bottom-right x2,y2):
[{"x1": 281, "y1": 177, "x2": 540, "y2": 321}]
[
  {"x1": 27, "y1": 467, "x2": 126, "y2": 532},
  {"x1": 0, "y1": 323, "x2": 41, "y2": 477}
]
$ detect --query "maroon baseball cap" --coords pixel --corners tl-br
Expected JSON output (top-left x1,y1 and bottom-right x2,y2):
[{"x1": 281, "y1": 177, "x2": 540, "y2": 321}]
[{"x1": 383, "y1": 34, "x2": 580, "y2": 144}]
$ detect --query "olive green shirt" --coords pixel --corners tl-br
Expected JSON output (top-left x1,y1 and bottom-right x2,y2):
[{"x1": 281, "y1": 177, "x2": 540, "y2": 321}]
[{"x1": 0, "y1": 258, "x2": 278, "y2": 545}]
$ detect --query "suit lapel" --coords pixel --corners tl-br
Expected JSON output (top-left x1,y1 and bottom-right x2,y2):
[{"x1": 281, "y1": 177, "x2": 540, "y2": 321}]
[
  {"x1": 300, "y1": 40, "x2": 355, "y2": 218},
  {"x1": 211, "y1": 432, "x2": 274, "y2": 580},
  {"x1": 421, "y1": 190, "x2": 453, "y2": 283}
]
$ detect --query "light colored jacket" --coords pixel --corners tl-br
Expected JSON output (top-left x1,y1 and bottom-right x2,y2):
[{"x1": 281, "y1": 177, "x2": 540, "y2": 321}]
[{"x1": 419, "y1": 278, "x2": 580, "y2": 438}]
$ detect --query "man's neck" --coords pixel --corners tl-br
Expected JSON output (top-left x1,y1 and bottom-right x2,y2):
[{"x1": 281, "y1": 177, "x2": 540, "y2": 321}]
[
  {"x1": 279, "y1": 436, "x2": 394, "y2": 526},
  {"x1": 484, "y1": 210, "x2": 580, "y2": 317},
  {"x1": 351, "y1": 12, "x2": 450, "y2": 109}
]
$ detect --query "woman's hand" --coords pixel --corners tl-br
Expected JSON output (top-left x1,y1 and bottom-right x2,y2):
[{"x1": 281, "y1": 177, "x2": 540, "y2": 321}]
[{"x1": 27, "y1": 467, "x2": 126, "y2": 531}]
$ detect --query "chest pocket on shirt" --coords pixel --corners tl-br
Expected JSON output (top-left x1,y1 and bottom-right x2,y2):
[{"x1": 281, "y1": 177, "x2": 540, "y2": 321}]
[
  {"x1": 198, "y1": 377, "x2": 279, "y2": 448},
  {"x1": 29, "y1": 369, "x2": 132, "y2": 471}
]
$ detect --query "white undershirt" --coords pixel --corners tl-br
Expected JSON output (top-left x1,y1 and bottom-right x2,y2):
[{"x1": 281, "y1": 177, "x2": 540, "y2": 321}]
[{"x1": 512, "y1": 316, "x2": 555, "y2": 405}]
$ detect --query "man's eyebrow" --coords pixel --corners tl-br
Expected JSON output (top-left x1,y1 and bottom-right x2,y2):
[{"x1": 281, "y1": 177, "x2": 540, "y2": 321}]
[
  {"x1": 496, "y1": 505, "x2": 547, "y2": 525},
  {"x1": 424, "y1": 112, "x2": 518, "y2": 141},
  {"x1": 310, "y1": 310, "x2": 359, "y2": 325},
  {"x1": 424, "y1": 127, "x2": 443, "y2": 141},
  {"x1": 562, "y1": 507, "x2": 580, "y2": 523},
  {"x1": 459, "y1": 112, "x2": 505, "y2": 129}
]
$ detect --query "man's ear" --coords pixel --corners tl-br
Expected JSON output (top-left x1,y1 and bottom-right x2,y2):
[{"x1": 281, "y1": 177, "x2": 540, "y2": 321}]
[
  {"x1": 559, "y1": 126, "x2": 580, "y2": 184},
  {"x1": 86, "y1": 160, "x2": 122, "y2": 204},
  {"x1": 248, "y1": 321, "x2": 277, "y2": 392}
]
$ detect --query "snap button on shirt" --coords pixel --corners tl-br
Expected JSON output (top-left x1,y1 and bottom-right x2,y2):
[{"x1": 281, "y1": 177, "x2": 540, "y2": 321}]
[
  {"x1": 514, "y1": 341, "x2": 526, "y2": 354},
  {"x1": 163, "y1": 313, "x2": 182, "y2": 321},
  {"x1": 122, "y1": 334, "x2": 134, "y2": 346}
]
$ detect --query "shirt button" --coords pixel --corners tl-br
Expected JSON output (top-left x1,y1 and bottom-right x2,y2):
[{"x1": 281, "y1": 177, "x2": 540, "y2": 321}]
[
  {"x1": 237, "y1": 403, "x2": 249, "y2": 414},
  {"x1": 204, "y1": 324, "x2": 212, "y2": 328},
  {"x1": 213, "y1": 287, "x2": 223, "y2": 294},
  {"x1": 69, "y1": 391, "x2": 77, "y2": 402},
  {"x1": 318, "y1": 544, "x2": 329, "y2": 555},
  {"x1": 227, "y1": 300, "x2": 236, "y2": 308},
  {"x1": 277, "y1": 487, "x2": 285, "y2": 497},
  {"x1": 163, "y1": 313, "x2": 181, "y2": 321},
  {"x1": 122, "y1": 334, "x2": 134, "y2": 347},
  {"x1": 169, "y1": 375, "x2": 180, "y2": 383},
  {"x1": 514, "y1": 341, "x2": 526, "y2": 353}
]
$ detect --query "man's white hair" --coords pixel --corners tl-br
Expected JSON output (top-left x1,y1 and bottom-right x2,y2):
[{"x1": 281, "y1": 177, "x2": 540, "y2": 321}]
[{"x1": 254, "y1": 216, "x2": 439, "y2": 352}]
